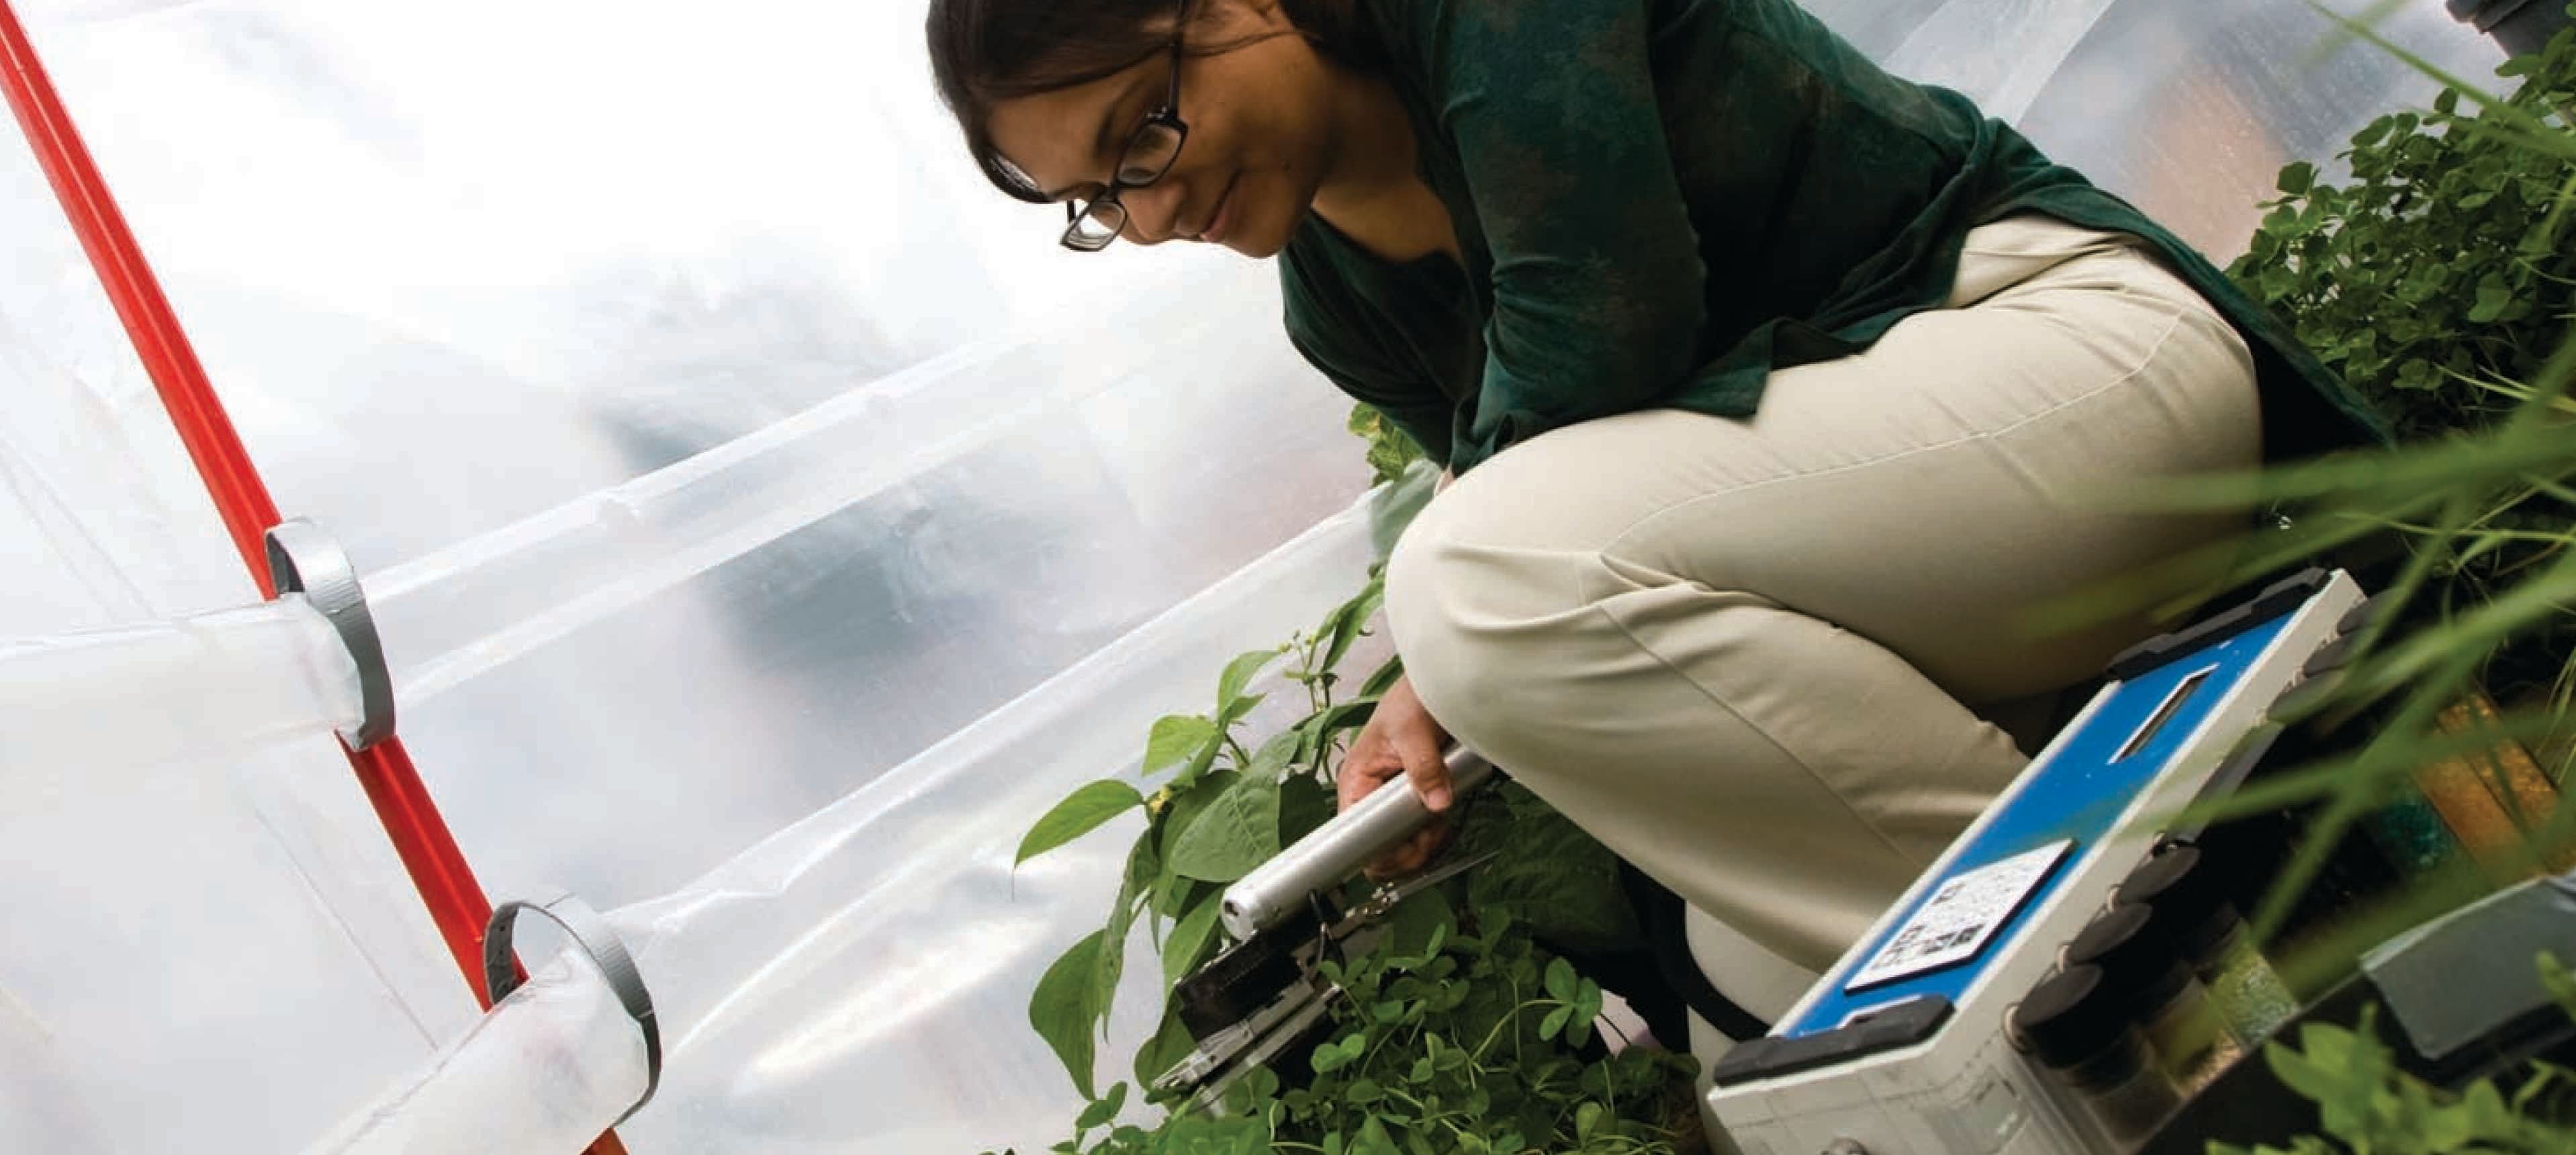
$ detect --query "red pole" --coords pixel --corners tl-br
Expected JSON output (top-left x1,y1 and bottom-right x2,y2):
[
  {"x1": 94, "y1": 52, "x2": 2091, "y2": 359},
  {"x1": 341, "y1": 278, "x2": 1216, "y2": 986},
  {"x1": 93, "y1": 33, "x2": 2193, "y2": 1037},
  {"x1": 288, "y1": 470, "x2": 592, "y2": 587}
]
[{"x1": 0, "y1": 7, "x2": 626, "y2": 1152}]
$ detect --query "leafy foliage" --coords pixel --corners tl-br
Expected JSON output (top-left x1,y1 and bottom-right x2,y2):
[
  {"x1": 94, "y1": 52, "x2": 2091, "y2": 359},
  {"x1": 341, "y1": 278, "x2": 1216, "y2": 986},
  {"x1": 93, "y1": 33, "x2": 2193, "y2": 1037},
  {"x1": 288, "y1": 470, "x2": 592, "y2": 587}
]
[
  {"x1": 1013, "y1": 907, "x2": 1698, "y2": 1155},
  {"x1": 2208, "y1": 957, "x2": 2576, "y2": 1155},
  {"x1": 2229, "y1": 14, "x2": 2576, "y2": 441},
  {"x1": 1006, "y1": 578, "x2": 1383, "y2": 1103},
  {"x1": 2117, "y1": 14, "x2": 2576, "y2": 961},
  {"x1": 993, "y1": 430, "x2": 1688, "y2": 1151},
  {"x1": 1348, "y1": 404, "x2": 1429, "y2": 489},
  {"x1": 2222, "y1": 12, "x2": 2576, "y2": 716}
]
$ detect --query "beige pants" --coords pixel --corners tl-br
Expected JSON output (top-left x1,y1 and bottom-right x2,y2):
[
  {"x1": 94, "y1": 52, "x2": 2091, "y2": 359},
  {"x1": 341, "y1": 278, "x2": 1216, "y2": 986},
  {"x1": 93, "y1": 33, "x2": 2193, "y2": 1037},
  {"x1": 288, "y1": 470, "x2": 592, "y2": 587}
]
[{"x1": 1386, "y1": 215, "x2": 2264, "y2": 972}]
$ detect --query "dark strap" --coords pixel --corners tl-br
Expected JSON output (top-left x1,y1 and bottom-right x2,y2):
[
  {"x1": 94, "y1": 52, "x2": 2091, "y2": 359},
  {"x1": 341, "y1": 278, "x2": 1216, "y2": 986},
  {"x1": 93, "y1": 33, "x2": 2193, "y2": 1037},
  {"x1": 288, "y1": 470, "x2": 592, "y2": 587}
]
[{"x1": 1620, "y1": 862, "x2": 1774, "y2": 1043}]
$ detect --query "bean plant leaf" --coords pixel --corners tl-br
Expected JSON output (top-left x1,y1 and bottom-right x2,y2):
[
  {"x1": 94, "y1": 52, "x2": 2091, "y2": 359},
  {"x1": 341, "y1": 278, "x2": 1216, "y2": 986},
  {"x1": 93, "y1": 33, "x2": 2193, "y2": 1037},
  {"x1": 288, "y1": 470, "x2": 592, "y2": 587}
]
[
  {"x1": 1158, "y1": 770, "x2": 1240, "y2": 864},
  {"x1": 1132, "y1": 999, "x2": 1199, "y2": 1094},
  {"x1": 1145, "y1": 714, "x2": 1219, "y2": 776},
  {"x1": 1155, "y1": 796, "x2": 1229, "y2": 916},
  {"x1": 1278, "y1": 770, "x2": 1338, "y2": 851},
  {"x1": 1029, "y1": 930, "x2": 1108, "y2": 1096},
  {"x1": 1017, "y1": 780, "x2": 1143, "y2": 866},
  {"x1": 1306, "y1": 699, "x2": 1381, "y2": 760},
  {"x1": 1319, "y1": 581, "x2": 1388, "y2": 676},
  {"x1": 1217, "y1": 647, "x2": 1286, "y2": 712},
  {"x1": 1455, "y1": 783, "x2": 1643, "y2": 954},
  {"x1": 1167, "y1": 774, "x2": 1282, "y2": 882},
  {"x1": 1163, "y1": 892, "x2": 1226, "y2": 989},
  {"x1": 1095, "y1": 842, "x2": 1154, "y2": 1015},
  {"x1": 1076, "y1": 1082, "x2": 1128, "y2": 1130},
  {"x1": 1216, "y1": 692, "x2": 1269, "y2": 731},
  {"x1": 1246, "y1": 727, "x2": 1301, "y2": 782},
  {"x1": 1349, "y1": 402, "x2": 1428, "y2": 489},
  {"x1": 1358, "y1": 653, "x2": 1407, "y2": 700}
]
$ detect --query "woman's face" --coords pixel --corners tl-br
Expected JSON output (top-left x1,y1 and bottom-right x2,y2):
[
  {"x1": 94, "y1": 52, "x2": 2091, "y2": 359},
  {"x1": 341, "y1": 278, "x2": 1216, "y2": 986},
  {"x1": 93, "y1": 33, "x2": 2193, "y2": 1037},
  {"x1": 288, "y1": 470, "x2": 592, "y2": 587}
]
[{"x1": 984, "y1": 0, "x2": 1340, "y2": 259}]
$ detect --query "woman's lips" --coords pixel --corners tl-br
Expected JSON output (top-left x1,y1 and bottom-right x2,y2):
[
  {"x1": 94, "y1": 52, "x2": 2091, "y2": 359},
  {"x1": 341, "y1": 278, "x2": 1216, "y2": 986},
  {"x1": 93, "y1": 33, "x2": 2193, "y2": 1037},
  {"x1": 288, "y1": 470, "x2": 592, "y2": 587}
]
[{"x1": 1198, "y1": 176, "x2": 1240, "y2": 244}]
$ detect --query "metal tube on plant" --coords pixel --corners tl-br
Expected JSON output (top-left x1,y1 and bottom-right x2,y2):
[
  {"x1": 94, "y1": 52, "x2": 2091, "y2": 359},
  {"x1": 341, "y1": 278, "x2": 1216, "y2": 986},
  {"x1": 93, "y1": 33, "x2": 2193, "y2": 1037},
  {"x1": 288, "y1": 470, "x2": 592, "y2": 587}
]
[{"x1": 1219, "y1": 745, "x2": 1498, "y2": 941}]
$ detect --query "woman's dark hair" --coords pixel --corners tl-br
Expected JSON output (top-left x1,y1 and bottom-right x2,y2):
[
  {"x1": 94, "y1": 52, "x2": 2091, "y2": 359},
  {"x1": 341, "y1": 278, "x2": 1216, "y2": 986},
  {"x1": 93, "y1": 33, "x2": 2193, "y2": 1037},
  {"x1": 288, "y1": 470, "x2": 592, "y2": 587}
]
[{"x1": 926, "y1": 0, "x2": 1373, "y2": 205}]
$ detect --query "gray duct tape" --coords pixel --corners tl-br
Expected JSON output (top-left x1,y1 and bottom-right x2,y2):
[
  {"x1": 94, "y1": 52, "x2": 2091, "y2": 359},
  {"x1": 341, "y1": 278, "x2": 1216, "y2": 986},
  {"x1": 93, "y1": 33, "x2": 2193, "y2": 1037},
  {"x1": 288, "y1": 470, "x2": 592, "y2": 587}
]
[
  {"x1": 484, "y1": 891, "x2": 663, "y2": 1126},
  {"x1": 263, "y1": 518, "x2": 395, "y2": 749}
]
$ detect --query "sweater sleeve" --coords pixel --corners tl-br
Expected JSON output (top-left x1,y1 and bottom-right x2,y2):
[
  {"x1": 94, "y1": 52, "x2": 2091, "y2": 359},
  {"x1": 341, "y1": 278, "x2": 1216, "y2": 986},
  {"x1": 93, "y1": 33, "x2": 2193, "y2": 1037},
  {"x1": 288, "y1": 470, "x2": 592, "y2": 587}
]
[{"x1": 1420, "y1": 0, "x2": 1709, "y2": 471}]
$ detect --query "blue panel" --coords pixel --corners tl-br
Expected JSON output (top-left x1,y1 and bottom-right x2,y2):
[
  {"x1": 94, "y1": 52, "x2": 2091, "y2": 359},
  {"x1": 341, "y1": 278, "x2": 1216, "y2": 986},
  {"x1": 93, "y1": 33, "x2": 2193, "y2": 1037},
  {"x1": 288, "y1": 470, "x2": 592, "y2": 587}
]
[{"x1": 1778, "y1": 609, "x2": 2298, "y2": 1038}]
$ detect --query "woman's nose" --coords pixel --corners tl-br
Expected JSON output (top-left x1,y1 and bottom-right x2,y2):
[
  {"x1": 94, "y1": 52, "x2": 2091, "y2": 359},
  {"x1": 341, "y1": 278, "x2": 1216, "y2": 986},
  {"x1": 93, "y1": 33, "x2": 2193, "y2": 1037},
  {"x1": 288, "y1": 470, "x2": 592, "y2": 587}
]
[{"x1": 1118, "y1": 179, "x2": 1191, "y2": 246}]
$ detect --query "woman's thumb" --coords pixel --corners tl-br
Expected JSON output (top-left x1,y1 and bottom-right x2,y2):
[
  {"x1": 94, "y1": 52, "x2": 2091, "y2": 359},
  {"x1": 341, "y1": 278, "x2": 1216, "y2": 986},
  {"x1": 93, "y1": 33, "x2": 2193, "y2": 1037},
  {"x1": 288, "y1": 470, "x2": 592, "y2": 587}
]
[{"x1": 1398, "y1": 734, "x2": 1453, "y2": 813}]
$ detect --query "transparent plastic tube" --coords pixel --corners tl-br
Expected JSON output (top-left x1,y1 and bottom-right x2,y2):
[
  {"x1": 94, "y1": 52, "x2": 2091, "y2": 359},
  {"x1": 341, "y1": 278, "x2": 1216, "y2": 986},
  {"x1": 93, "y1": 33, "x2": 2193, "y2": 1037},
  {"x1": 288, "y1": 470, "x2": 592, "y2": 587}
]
[
  {"x1": 363, "y1": 266, "x2": 1283, "y2": 706},
  {"x1": 0, "y1": 596, "x2": 360, "y2": 778},
  {"x1": 302, "y1": 952, "x2": 648, "y2": 1155}
]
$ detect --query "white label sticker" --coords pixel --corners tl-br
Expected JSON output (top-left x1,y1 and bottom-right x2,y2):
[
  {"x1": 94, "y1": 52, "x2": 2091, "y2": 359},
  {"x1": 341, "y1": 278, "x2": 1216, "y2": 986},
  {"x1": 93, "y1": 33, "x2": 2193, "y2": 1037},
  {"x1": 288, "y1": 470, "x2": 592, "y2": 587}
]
[{"x1": 1845, "y1": 840, "x2": 2072, "y2": 992}]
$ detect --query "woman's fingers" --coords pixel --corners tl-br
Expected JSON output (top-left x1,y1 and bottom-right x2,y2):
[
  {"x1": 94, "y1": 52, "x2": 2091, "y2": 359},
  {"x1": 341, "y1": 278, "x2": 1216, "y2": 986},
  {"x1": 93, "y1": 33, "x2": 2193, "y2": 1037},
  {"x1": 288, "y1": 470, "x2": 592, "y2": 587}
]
[
  {"x1": 1392, "y1": 724, "x2": 1453, "y2": 813},
  {"x1": 1365, "y1": 822, "x2": 1453, "y2": 880},
  {"x1": 1336, "y1": 674, "x2": 1463, "y2": 878},
  {"x1": 1337, "y1": 738, "x2": 1399, "y2": 811}
]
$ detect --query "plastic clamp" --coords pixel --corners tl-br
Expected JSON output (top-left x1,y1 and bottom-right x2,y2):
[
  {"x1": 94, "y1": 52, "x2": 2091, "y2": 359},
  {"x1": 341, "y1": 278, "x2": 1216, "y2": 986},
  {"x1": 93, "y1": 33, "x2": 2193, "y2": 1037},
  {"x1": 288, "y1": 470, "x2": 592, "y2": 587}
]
[
  {"x1": 484, "y1": 890, "x2": 663, "y2": 1125},
  {"x1": 263, "y1": 518, "x2": 394, "y2": 749}
]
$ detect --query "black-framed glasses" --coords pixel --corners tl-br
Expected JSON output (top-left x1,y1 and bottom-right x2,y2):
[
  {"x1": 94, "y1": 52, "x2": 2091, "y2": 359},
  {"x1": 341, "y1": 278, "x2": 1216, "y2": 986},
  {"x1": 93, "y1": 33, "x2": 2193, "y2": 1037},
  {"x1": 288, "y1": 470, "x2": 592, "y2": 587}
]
[{"x1": 1062, "y1": 0, "x2": 1191, "y2": 252}]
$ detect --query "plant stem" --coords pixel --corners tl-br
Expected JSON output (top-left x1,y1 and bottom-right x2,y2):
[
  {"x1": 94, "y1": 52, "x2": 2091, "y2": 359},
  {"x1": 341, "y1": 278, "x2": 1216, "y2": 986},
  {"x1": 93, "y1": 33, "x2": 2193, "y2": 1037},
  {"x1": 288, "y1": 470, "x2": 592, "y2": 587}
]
[{"x1": 1471, "y1": 999, "x2": 1555, "y2": 1064}]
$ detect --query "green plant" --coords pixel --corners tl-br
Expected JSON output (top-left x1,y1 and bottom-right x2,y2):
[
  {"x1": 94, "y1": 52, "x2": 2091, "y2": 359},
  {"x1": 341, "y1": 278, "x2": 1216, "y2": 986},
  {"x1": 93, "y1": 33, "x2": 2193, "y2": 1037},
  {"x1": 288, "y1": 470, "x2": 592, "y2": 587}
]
[
  {"x1": 993, "y1": 427, "x2": 1684, "y2": 1152},
  {"x1": 1011, "y1": 574, "x2": 1402, "y2": 1101},
  {"x1": 2090, "y1": 15, "x2": 2576, "y2": 958},
  {"x1": 1028, "y1": 909, "x2": 1698, "y2": 1155},
  {"x1": 2207, "y1": 955, "x2": 2576, "y2": 1154},
  {"x1": 2230, "y1": 13, "x2": 2576, "y2": 441},
  {"x1": 1348, "y1": 404, "x2": 1427, "y2": 490},
  {"x1": 2228, "y1": 8, "x2": 2576, "y2": 714},
  {"x1": 2028, "y1": 17, "x2": 2576, "y2": 1145}
]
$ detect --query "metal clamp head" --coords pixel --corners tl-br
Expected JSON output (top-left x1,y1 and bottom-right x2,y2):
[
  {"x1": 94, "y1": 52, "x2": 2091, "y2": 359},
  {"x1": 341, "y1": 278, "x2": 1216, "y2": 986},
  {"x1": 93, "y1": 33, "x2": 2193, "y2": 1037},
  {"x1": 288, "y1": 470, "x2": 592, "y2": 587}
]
[
  {"x1": 263, "y1": 518, "x2": 394, "y2": 749},
  {"x1": 484, "y1": 890, "x2": 662, "y2": 1126}
]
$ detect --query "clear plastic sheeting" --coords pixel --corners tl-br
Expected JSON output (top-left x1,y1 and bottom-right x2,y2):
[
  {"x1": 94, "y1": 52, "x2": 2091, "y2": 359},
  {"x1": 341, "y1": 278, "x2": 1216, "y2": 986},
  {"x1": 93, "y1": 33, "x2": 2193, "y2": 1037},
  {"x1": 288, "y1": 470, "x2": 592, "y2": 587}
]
[
  {"x1": 362, "y1": 261, "x2": 1297, "y2": 708},
  {"x1": 0, "y1": 596, "x2": 359, "y2": 780},
  {"x1": 0, "y1": 15, "x2": 469, "y2": 1150},
  {"x1": 1802, "y1": 0, "x2": 2505, "y2": 257},
  {"x1": 1877, "y1": 0, "x2": 2124, "y2": 124},
  {"x1": 604, "y1": 502, "x2": 1381, "y2": 1154},
  {"x1": 0, "y1": 1, "x2": 2521, "y2": 1153},
  {"x1": 3, "y1": 0, "x2": 1373, "y2": 911},
  {"x1": 306, "y1": 951, "x2": 651, "y2": 1155}
]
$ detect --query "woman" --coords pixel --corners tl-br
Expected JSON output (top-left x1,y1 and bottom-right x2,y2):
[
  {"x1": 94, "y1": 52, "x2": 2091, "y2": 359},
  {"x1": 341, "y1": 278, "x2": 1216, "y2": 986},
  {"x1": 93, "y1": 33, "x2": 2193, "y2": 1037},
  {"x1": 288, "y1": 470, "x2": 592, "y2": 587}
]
[{"x1": 927, "y1": 0, "x2": 2383, "y2": 972}]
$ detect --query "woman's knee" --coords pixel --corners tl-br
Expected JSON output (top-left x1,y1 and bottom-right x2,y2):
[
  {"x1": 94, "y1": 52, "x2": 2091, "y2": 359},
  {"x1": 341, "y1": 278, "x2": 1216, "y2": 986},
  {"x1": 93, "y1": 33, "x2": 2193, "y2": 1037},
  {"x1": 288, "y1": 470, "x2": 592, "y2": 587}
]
[
  {"x1": 1384, "y1": 488, "x2": 1677, "y2": 755},
  {"x1": 1384, "y1": 491, "x2": 1570, "y2": 749}
]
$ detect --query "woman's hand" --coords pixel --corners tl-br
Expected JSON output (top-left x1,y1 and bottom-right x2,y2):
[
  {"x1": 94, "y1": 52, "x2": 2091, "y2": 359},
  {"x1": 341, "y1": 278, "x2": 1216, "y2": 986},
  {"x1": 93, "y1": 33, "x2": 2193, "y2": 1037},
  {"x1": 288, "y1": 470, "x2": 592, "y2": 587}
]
[{"x1": 1337, "y1": 673, "x2": 1456, "y2": 879}]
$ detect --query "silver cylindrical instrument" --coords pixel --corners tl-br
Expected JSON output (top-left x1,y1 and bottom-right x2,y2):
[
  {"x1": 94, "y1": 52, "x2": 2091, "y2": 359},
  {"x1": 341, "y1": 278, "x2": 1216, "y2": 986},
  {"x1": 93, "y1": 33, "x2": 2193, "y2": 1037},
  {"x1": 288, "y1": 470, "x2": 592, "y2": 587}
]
[{"x1": 1217, "y1": 746, "x2": 1496, "y2": 941}]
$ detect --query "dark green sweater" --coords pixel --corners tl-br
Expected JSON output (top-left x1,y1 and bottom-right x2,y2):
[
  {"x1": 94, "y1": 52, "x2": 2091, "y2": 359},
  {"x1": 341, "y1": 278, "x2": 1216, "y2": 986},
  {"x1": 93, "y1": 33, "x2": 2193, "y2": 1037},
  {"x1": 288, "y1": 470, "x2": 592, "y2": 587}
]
[{"x1": 1279, "y1": 0, "x2": 2387, "y2": 473}]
